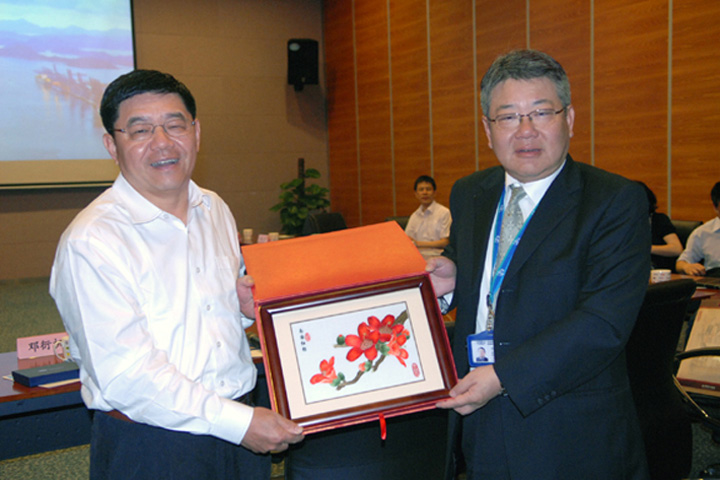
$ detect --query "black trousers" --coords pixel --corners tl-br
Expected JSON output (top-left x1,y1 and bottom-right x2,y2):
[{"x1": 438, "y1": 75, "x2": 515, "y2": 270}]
[
  {"x1": 284, "y1": 409, "x2": 450, "y2": 480},
  {"x1": 90, "y1": 411, "x2": 271, "y2": 480}
]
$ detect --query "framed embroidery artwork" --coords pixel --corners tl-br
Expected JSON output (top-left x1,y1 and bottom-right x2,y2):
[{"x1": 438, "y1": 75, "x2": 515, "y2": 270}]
[{"x1": 256, "y1": 274, "x2": 456, "y2": 434}]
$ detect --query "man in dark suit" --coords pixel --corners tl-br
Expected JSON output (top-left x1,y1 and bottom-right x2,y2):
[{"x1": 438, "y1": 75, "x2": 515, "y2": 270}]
[{"x1": 431, "y1": 50, "x2": 651, "y2": 479}]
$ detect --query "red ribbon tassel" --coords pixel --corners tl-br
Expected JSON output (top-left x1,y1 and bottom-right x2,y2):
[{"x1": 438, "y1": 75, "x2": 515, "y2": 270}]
[{"x1": 379, "y1": 412, "x2": 387, "y2": 440}]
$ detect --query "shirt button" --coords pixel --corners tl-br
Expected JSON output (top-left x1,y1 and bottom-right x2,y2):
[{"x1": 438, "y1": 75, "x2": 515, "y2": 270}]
[
  {"x1": 216, "y1": 341, "x2": 222, "y2": 348},
  {"x1": 206, "y1": 305, "x2": 211, "y2": 311},
  {"x1": 195, "y1": 267, "x2": 201, "y2": 274},
  {"x1": 220, "y1": 380, "x2": 225, "y2": 387}
]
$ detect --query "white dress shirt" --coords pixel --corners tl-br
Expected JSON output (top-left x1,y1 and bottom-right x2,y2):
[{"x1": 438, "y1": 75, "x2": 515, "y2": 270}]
[
  {"x1": 405, "y1": 200, "x2": 452, "y2": 256},
  {"x1": 50, "y1": 174, "x2": 256, "y2": 445},
  {"x1": 475, "y1": 164, "x2": 565, "y2": 333},
  {"x1": 677, "y1": 216, "x2": 720, "y2": 271}
]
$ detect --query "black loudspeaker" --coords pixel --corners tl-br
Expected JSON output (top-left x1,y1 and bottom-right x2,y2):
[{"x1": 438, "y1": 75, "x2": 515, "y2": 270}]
[{"x1": 288, "y1": 39, "x2": 318, "y2": 91}]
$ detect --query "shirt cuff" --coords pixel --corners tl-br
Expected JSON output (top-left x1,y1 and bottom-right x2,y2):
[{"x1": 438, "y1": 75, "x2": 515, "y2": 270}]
[
  {"x1": 209, "y1": 397, "x2": 255, "y2": 444},
  {"x1": 438, "y1": 292, "x2": 453, "y2": 314}
]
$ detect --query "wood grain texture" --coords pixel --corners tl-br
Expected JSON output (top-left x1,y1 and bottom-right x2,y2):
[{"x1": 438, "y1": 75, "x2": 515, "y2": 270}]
[
  {"x1": 325, "y1": 0, "x2": 361, "y2": 227},
  {"x1": 529, "y1": 0, "x2": 592, "y2": 169},
  {"x1": 390, "y1": 0, "x2": 433, "y2": 217},
  {"x1": 594, "y1": 0, "x2": 669, "y2": 202},
  {"x1": 671, "y1": 0, "x2": 720, "y2": 220},
  {"x1": 475, "y1": 0, "x2": 527, "y2": 172},
  {"x1": 429, "y1": 0, "x2": 477, "y2": 207},
  {"x1": 355, "y1": 0, "x2": 394, "y2": 226}
]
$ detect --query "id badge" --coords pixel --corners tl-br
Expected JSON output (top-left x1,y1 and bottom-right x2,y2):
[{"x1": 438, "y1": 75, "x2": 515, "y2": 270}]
[{"x1": 467, "y1": 330, "x2": 495, "y2": 367}]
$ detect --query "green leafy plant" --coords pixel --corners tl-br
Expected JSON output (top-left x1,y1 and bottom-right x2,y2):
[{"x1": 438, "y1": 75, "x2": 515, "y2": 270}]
[{"x1": 270, "y1": 159, "x2": 330, "y2": 236}]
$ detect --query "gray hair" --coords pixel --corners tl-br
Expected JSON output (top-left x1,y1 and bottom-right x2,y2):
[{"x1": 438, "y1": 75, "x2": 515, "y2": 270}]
[{"x1": 480, "y1": 50, "x2": 571, "y2": 116}]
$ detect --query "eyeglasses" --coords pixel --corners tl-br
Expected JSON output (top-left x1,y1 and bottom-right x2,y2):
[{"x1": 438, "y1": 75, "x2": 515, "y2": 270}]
[
  {"x1": 487, "y1": 108, "x2": 566, "y2": 129},
  {"x1": 113, "y1": 119, "x2": 196, "y2": 142}
]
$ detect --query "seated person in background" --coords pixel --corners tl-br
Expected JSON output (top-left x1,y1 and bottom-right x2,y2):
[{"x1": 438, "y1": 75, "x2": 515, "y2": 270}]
[
  {"x1": 636, "y1": 181, "x2": 682, "y2": 270},
  {"x1": 676, "y1": 181, "x2": 720, "y2": 277},
  {"x1": 404, "y1": 175, "x2": 451, "y2": 257}
]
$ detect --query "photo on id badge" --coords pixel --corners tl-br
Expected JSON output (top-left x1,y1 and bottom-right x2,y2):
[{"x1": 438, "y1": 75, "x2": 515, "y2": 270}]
[{"x1": 468, "y1": 331, "x2": 494, "y2": 367}]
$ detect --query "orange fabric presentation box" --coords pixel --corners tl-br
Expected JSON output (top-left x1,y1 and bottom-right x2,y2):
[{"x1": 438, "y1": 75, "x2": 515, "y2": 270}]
[{"x1": 242, "y1": 221, "x2": 457, "y2": 434}]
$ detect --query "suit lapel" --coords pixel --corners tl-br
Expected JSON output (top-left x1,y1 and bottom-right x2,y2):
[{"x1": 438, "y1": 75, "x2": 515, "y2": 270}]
[
  {"x1": 470, "y1": 172, "x2": 504, "y2": 291},
  {"x1": 505, "y1": 157, "x2": 582, "y2": 279}
]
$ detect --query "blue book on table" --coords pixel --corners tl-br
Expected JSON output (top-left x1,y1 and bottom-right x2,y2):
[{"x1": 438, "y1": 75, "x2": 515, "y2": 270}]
[{"x1": 12, "y1": 361, "x2": 79, "y2": 387}]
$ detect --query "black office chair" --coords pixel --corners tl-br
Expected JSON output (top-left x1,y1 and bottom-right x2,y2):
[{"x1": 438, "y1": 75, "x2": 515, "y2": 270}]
[
  {"x1": 675, "y1": 348, "x2": 720, "y2": 440},
  {"x1": 671, "y1": 219, "x2": 703, "y2": 249},
  {"x1": 301, "y1": 212, "x2": 347, "y2": 236},
  {"x1": 626, "y1": 278, "x2": 697, "y2": 480},
  {"x1": 385, "y1": 215, "x2": 410, "y2": 231},
  {"x1": 674, "y1": 346, "x2": 720, "y2": 478}
]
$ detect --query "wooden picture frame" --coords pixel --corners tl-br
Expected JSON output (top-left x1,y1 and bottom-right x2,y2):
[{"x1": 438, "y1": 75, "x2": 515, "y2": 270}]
[{"x1": 256, "y1": 274, "x2": 456, "y2": 434}]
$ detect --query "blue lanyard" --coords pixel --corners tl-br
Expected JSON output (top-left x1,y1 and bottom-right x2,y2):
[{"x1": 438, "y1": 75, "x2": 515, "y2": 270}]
[{"x1": 487, "y1": 187, "x2": 536, "y2": 330}]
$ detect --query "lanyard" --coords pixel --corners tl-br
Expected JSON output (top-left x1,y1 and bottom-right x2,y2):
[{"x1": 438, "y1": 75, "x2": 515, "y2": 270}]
[{"x1": 486, "y1": 187, "x2": 536, "y2": 330}]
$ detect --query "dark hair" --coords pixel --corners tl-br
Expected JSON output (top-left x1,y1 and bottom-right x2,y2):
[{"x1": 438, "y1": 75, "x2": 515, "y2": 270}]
[
  {"x1": 99, "y1": 70, "x2": 197, "y2": 135},
  {"x1": 712, "y1": 182, "x2": 720, "y2": 208},
  {"x1": 480, "y1": 49, "x2": 571, "y2": 116},
  {"x1": 635, "y1": 181, "x2": 657, "y2": 214},
  {"x1": 414, "y1": 175, "x2": 436, "y2": 191}
]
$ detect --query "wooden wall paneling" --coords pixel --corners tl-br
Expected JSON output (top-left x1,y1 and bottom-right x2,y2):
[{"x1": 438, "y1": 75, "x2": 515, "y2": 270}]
[
  {"x1": 529, "y1": 0, "x2": 592, "y2": 168},
  {"x1": 475, "y1": 0, "x2": 528, "y2": 172},
  {"x1": 428, "y1": 0, "x2": 477, "y2": 206},
  {"x1": 325, "y1": 0, "x2": 361, "y2": 227},
  {"x1": 671, "y1": 0, "x2": 720, "y2": 221},
  {"x1": 594, "y1": 0, "x2": 669, "y2": 203},
  {"x1": 355, "y1": 0, "x2": 394, "y2": 225},
  {"x1": 389, "y1": 0, "x2": 432, "y2": 218},
  {"x1": 323, "y1": 0, "x2": 720, "y2": 235}
]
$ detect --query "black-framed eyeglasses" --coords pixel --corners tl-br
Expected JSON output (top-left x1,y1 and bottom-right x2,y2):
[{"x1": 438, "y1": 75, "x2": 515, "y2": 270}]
[
  {"x1": 487, "y1": 107, "x2": 566, "y2": 129},
  {"x1": 114, "y1": 120, "x2": 196, "y2": 142}
]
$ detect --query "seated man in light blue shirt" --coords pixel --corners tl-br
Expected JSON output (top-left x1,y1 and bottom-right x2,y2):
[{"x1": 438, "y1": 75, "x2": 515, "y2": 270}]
[
  {"x1": 404, "y1": 175, "x2": 451, "y2": 257},
  {"x1": 676, "y1": 181, "x2": 720, "y2": 277}
]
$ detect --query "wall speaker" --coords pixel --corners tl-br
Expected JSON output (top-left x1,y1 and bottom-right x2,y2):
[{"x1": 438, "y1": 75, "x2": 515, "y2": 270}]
[{"x1": 288, "y1": 39, "x2": 318, "y2": 91}]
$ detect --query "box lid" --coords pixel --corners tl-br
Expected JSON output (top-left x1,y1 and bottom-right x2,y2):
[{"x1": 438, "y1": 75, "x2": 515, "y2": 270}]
[{"x1": 242, "y1": 221, "x2": 426, "y2": 303}]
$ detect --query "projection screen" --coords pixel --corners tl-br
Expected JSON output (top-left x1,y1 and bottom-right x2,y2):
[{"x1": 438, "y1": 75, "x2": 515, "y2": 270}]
[{"x1": 0, "y1": 0, "x2": 135, "y2": 189}]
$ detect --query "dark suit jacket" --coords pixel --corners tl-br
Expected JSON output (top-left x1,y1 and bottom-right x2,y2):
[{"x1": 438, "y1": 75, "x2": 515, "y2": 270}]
[{"x1": 444, "y1": 156, "x2": 651, "y2": 479}]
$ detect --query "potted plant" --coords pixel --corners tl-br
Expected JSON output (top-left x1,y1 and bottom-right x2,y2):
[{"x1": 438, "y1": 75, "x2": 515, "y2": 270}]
[{"x1": 271, "y1": 158, "x2": 330, "y2": 236}]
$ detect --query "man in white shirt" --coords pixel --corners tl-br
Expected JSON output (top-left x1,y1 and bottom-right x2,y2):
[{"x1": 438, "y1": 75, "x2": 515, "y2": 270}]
[
  {"x1": 404, "y1": 175, "x2": 451, "y2": 257},
  {"x1": 50, "y1": 70, "x2": 303, "y2": 480},
  {"x1": 676, "y1": 181, "x2": 720, "y2": 277}
]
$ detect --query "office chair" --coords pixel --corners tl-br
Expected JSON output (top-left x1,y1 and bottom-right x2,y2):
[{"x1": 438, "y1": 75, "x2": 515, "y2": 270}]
[
  {"x1": 671, "y1": 219, "x2": 703, "y2": 249},
  {"x1": 301, "y1": 212, "x2": 347, "y2": 236},
  {"x1": 675, "y1": 348, "x2": 720, "y2": 439},
  {"x1": 385, "y1": 215, "x2": 410, "y2": 231},
  {"x1": 626, "y1": 278, "x2": 697, "y2": 480},
  {"x1": 675, "y1": 345, "x2": 720, "y2": 478}
]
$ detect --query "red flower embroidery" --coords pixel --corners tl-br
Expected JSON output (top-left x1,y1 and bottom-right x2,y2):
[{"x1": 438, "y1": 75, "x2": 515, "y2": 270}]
[
  {"x1": 368, "y1": 314, "x2": 404, "y2": 343},
  {"x1": 310, "y1": 357, "x2": 337, "y2": 384},
  {"x1": 345, "y1": 322, "x2": 380, "y2": 362},
  {"x1": 386, "y1": 328, "x2": 410, "y2": 366},
  {"x1": 387, "y1": 337, "x2": 409, "y2": 366}
]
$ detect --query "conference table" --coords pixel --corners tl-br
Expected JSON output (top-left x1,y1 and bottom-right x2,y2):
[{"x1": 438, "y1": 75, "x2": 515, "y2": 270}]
[
  {"x1": 0, "y1": 348, "x2": 267, "y2": 461},
  {"x1": 0, "y1": 351, "x2": 89, "y2": 460}
]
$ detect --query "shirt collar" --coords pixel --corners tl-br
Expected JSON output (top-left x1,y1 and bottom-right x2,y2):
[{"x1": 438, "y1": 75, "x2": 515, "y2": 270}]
[
  {"x1": 420, "y1": 200, "x2": 437, "y2": 214},
  {"x1": 504, "y1": 160, "x2": 566, "y2": 206},
  {"x1": 113, "y1": 173, "x2": 210, "y2": 224}
]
